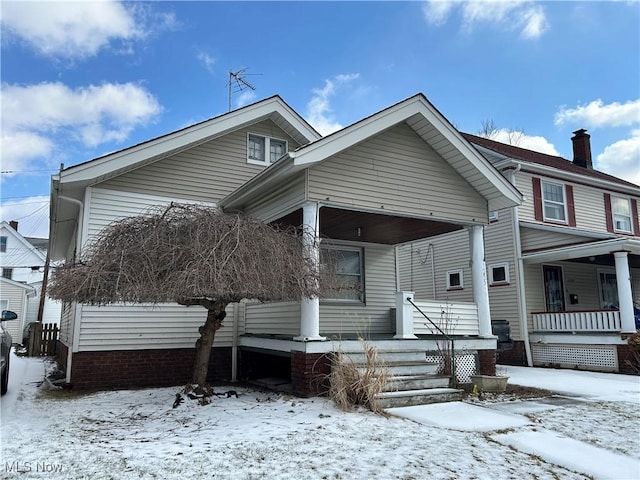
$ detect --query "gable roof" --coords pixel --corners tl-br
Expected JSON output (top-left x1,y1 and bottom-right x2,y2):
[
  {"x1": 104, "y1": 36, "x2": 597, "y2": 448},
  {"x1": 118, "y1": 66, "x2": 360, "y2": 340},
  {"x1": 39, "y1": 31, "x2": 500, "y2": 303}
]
[
  {"x1": 463, "y1": 133, "x2": 639, "y2": 192},
  {"x1": 0, "y1": 221, "x2": 47, "y2": 266},
  {"x1": 221, "y1": 93, "x2": 523, "y2": 212},
  {"x1": 0, "y1": 276, "x2": 37, "y2": 293},
  {"x1": 49, "y1": 96, "x2": 321, "y2": 259},
  {"x1": 53, "y1": 95, "x2": 320, "y2": 190}
]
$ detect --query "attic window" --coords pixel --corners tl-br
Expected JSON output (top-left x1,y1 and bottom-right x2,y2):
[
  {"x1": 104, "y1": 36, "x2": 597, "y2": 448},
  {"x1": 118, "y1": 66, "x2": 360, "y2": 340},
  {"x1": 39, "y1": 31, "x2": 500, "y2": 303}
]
[
  {"x1": 247, "y1": 134, "x2": 287, "y2": 165},
  {"x1": 0, "y1": 236, "x2": 6, "y2": 253}
]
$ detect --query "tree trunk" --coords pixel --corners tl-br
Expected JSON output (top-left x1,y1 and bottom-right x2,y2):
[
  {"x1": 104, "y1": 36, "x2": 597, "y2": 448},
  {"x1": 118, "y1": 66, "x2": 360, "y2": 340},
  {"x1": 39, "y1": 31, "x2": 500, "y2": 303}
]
[{"x1": 192, "y1": 300, "x2": 227, "y2": 390}]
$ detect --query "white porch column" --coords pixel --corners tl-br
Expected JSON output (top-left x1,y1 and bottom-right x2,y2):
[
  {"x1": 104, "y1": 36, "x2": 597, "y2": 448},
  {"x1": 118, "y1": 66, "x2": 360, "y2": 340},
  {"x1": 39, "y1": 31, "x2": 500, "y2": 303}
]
[
  {"x1": 394, "y1": 291, "x2": 418, "y2": 339},
  {"x1": 613, "y1": 251, "x2": 636, "y2": 333},
  {"x1": 295, "y1": 202, "x2": 325, "y2": 342},
  {"x1": 468, "y1": 225, "x2": 493, "y2": 338}
]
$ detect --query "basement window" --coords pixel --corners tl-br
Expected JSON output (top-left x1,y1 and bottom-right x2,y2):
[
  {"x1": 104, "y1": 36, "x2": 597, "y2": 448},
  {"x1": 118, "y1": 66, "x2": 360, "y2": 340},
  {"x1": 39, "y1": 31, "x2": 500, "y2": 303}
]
[{"x1": 446, "y1": 269, "x2": 463, "y2": 290}]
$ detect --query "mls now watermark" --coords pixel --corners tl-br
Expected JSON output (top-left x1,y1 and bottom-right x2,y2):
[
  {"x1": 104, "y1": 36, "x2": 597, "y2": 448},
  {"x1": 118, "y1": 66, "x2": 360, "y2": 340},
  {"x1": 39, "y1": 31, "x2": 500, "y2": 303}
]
[{"x1": 5, "y1": 460, "x2": 64, "y2": 474}]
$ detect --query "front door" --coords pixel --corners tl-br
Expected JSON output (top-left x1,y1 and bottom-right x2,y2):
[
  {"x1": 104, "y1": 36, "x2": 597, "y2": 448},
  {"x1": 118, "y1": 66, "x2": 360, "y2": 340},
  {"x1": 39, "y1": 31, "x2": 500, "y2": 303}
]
[{"x1": 543, "y1": 265, "x2": 565, "y2": 312}]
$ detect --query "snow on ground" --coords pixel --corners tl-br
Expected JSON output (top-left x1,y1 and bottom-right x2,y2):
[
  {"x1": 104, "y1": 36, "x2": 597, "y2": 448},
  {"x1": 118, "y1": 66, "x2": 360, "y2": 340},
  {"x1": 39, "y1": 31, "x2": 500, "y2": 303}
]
[{"x1": 1, "y1": 352, "x2": 639, "y2": 480}]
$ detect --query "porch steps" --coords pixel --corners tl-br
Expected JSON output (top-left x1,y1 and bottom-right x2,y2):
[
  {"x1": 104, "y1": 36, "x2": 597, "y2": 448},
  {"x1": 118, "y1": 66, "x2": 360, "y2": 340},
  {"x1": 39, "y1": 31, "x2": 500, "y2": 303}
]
[{"x1": 339, "y1": 348, "x2": 465, "y2": 408}]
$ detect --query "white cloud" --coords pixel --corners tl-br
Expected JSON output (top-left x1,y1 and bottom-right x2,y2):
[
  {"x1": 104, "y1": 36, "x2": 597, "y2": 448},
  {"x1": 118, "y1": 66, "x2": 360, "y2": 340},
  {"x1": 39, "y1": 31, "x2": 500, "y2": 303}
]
[
  {"x1": 0, "y1": 132, "x2": 54, "y2": 173},
  {"x1": 235, "y1": 90, "x2": 257, "y2": 108},
  {"x1": 0, "y1": 1, "x2": 143, "y2": 59},
  {"x1": 423, "y1": 0, "x2": 549, "y2": 39},
  {"x1": 489, "y1": 129, "x2": 560, "y2": 156},
  {"x1": 197, "y1": 52, "x2": 216, "y2": 74},
  {"x1": 306, "y1": 74, "x2": 360, "y2": 136},
  {"x1": 554, "y1": 99, "x2": 640, "y2": 129},
  {"x1": 596, "y1": 129, "x2": 640, "y2": 186},
  {"x1": 0, "y1": 82, "x2": 162, "y2": 170}
]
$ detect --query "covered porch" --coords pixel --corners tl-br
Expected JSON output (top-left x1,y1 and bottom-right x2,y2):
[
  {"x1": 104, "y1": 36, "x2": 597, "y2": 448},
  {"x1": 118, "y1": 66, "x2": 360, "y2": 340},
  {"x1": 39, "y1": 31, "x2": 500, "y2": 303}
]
[{"x1": 522, "y1": 238, "x2": 640, "y2": 372}]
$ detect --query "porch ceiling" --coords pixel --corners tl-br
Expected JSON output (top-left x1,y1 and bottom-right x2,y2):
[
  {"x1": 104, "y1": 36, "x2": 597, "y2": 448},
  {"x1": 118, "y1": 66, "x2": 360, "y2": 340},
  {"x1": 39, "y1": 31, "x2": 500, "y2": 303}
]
[
  {"x1": 276, "y1": 207, "x2": 463, "y2": 245},
  {"x1": 567, "y1": 254, "x2": 640, "y2": 269}
]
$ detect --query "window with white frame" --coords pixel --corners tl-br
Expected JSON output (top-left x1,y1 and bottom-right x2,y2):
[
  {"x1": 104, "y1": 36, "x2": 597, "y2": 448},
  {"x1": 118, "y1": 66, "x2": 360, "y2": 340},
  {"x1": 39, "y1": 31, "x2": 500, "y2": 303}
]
[
  {"x1": 611, "y1": 196, "x2": 632, "y2": 233},
  {"x1": 446, "y1": 269, "x2": 463, "y2": 290},
  {"x1": 2, "y1": 268, "x2": 12, "y2": 280},
  {"x1": 0, "y1": 236, "x2": 6, "y2": 253},
  {"x1": 320, "y1": 245, "x2": 363, "y2": 302},
  {"x1": 247, "y1": 134, "x2": 287, "y2": 165},
  {"x1": 489, "y1": 263, "x2": 509, "y2": 286},
  {"x1": 0, "y1": 300, "x2": 7, "y2": 312},
  {"x1": 542, "y1": 180, "x2": 566, "y2": 222},
  {"x1": 488, "y1": 211, "x2": 499, "y2": 222}
]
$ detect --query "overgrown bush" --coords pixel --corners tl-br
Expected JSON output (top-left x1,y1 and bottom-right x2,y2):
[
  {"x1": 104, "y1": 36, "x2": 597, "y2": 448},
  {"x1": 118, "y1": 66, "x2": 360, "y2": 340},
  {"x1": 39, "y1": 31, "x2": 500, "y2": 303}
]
[{"x1": 624, "y1": 333, "x2": 640, "y2": 374}]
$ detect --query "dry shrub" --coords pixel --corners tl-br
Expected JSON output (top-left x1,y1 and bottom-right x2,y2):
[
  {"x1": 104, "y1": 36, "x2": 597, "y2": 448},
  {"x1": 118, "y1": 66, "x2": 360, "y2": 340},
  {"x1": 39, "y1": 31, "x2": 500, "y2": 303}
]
[
  {"x1": 624, "y1": 333, "x2": 640, "y2": 373},
  {"x1": 328, "y1": 340, "x2": 389, "y2": 414}
]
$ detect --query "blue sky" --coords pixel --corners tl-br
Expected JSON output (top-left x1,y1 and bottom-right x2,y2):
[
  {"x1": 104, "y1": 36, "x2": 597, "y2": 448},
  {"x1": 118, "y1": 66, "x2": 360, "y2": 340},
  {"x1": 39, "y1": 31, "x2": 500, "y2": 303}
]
[{"x1": 1, "y1": 1, "x2": 639, "y2": 238}]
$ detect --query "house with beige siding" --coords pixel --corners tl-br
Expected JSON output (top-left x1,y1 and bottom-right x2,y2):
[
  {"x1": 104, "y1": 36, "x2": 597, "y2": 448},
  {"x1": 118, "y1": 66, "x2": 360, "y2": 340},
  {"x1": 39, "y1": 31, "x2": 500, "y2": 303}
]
[
  {"x1": 400, "y1": 130, "x2": 640, "y2": 374},
  {"x1": 48, "y1": 94, "x2": 523, "y2": 396}
]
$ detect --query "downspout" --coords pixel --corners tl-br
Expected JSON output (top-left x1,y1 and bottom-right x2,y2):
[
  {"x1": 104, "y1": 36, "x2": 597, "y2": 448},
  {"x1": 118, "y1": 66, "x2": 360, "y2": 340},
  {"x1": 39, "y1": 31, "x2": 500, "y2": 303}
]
[
  {"x1": 231, "y1": 301, "x2": 240, "y2": 382},
  {"x1": 57, "y1": 195, "x2": 85, "y2": 384},
  {"x1": 509, "y1": 165, "x2": 533, "y2": 366}
]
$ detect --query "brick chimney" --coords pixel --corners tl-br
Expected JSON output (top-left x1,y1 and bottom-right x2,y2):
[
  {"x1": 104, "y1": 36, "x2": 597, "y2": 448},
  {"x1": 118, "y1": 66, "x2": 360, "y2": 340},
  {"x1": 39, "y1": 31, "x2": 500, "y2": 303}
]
[
  {"x1": 571, "y1": 129, "x2": 592, "y2": 169},
  {"x1": 9, "y1": 220, "x2": 18, "y2": 231}
]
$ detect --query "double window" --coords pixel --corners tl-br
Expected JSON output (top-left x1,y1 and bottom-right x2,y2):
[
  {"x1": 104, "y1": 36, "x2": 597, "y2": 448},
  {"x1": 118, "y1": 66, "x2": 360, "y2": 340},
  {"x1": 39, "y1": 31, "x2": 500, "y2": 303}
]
[
  {"x1": 247, "y1": 134, "x2": 287, "y2": 165},
  {"x1": 320, "y1": 245, "x2": 363, "y2": 302}
]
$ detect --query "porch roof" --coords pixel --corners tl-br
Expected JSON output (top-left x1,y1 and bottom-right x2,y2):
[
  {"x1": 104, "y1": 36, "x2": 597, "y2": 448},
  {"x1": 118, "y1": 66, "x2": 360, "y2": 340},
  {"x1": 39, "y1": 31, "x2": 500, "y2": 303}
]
[
  {"x1": 220, "y1": 93, "x2": 523, "y2": 213},
  {"x1": 521, "y1": 237, "x2": 640, "y2": 268}
]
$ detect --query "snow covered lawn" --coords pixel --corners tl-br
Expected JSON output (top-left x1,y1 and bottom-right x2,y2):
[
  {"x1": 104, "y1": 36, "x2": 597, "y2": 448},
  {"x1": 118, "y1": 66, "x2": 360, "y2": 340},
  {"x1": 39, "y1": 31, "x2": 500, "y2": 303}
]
[{"x1": 1, "y1": 353, "x2": 639, "y2": 480}]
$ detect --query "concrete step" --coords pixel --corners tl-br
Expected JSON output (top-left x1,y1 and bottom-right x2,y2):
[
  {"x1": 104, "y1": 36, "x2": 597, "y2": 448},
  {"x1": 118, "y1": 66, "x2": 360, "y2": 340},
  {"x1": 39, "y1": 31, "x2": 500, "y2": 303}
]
[
  {"x1": 375, "y1": 387, "x2": 465, "y2": 409},
  {"x1": 385, "y1": 375, "x2": 450, "y2": 392},
  {"x1": 356, "y1": 361, "x2": 440, "y2": 377},
  {"x1": 343, "y1": 349, "x2": 429, "y2": 364}
]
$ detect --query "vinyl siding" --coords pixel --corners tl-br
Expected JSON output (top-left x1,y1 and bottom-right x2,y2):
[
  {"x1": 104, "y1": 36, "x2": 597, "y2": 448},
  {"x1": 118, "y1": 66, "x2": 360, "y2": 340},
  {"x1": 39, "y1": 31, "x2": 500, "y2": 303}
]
[
  {"x1": 307, "y1": 123, "x2": 487, "y2": 224},
  {"x1": 517, "y1": 171, "x2": 640, "y2": 235},
  {"x1": 244, "y1": 301, "x2": 300, "y2": 335},
  {"x1": 77, "y1": 303, "x2": 239, "y2": 351},
  {"x1": 100, "y1": 120, "x2": 301, "y2": 203},
  {"x1": 242, "y1": 172, "x2": 306, "y2": 221},
  {"x1": 484, "y1": 208, "x2": 520, "y2": 339},
  {"x1": 397, "y1": 230, "x2": 473, "y2": 303},
  {"x1": 0, "y1": 282, "x2": 30, "y2": 340},
  {"x1": 520, "y1": 227, "x2": 598, "y2": 252}
]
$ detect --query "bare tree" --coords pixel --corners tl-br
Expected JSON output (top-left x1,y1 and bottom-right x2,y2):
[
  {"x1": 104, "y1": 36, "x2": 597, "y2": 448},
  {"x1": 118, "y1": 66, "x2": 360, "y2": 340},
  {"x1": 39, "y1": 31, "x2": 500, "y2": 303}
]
[
  {"x1": 478, "y1": 119, "x2": 525, "y2": 146},
  {"x1": 48, "y1": 204, "x2": 324, "y2": 395}
]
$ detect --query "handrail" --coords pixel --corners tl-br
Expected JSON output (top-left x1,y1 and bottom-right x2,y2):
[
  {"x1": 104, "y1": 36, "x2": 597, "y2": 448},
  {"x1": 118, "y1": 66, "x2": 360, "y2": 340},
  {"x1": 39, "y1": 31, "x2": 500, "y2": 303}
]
[{"x1": 407, "y1": 297, "x2": 456, "y2": 388}]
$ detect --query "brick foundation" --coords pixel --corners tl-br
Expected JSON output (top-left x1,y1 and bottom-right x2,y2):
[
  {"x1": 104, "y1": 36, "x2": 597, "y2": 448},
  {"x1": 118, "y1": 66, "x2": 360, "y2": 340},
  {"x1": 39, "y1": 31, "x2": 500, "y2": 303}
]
[
  {"x1": 291, "y1": 351, "x2": 332, "y2": 397},
  {"x1": 66, "y1": 347, "x2": 232, "y2": 390},
  {"x1": 477, "y1": 349, "x2": 497, "y2": 376},
  {"x1": 496, "y1": 341, "x2": 527, "y2": 366}
]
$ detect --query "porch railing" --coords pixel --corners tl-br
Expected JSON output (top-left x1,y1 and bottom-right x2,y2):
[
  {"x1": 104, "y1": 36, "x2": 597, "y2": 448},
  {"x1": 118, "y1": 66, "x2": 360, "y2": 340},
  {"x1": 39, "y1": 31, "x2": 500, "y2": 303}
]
[
  {"x1": 532, "y1": 310, "x2": 621, "y2": 332},
  {"x1": 412, "y1": 300, "x2": 480, "y2": 336}
]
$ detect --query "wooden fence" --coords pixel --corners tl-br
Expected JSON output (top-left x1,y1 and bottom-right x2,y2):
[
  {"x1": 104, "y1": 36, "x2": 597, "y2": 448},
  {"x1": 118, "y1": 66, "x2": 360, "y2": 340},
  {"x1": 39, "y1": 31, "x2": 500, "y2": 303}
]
[{"x1": 27, "y1": 323, "x2": 59, "y2": 356}]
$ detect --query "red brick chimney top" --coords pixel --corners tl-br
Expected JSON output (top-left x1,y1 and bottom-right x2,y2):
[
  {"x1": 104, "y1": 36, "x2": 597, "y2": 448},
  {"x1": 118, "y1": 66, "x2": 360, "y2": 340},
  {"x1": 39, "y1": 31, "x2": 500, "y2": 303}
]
[
  {"x1": 571, "y1": 129, "x2": 592, "y2": 169},
  {"x1": 9, "y1": 220, "x2": 18, "y2": 231}
]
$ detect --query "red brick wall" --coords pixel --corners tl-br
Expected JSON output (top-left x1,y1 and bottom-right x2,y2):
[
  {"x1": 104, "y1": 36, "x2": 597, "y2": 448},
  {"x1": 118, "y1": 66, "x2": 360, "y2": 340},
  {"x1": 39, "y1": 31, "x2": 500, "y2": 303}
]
[
  {"x1": 477, "y1": 349, "x2": 497, "y2": 376},
  {"x1": 496, "y1": 341, "x2": 527, "y2": 366},
  {"x1": 291, "y1": 351, "x2": 332, "y2": 397},
  {"x1": 67, "y1": 347, "x2": 232, "y2": 390}
]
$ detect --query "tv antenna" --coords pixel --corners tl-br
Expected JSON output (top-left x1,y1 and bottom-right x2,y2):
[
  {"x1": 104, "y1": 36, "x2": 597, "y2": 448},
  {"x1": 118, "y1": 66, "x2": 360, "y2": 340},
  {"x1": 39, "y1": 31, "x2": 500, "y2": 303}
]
[{"x1": 228, "y1": 68, "x2": 258, "y2": 111}]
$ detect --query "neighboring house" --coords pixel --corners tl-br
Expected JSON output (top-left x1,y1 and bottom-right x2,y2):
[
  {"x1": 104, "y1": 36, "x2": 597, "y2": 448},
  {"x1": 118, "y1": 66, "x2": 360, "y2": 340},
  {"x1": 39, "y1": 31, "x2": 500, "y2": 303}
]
[
  {"x1": 399, "y1": 130, "x2": 639, "y2": 374},
  {"x1": 49, "y1": 94, "x2": 523, "y2": 394},
  {"x1": 0, "y1": 221, "x2": 60, "y2": 341}
]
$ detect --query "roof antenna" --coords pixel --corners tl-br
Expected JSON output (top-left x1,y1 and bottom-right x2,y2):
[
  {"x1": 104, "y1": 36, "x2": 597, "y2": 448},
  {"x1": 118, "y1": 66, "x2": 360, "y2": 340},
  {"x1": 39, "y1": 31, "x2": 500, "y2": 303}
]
[{"x1": 228, "y1": 68, "x2": 257, "y2": 112}]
